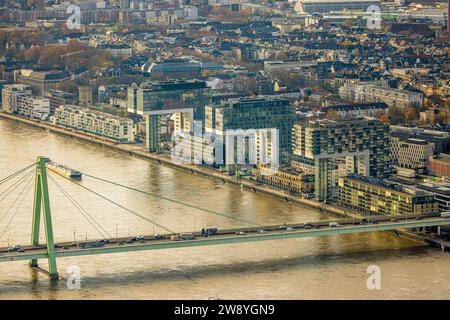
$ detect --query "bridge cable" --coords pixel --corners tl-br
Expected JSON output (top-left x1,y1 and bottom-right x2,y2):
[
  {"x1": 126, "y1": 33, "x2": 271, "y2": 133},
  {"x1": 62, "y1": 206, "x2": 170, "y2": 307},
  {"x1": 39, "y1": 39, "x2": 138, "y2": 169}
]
[
  {"x1": 81, "y1": 172, "x2": 264, "y2": 228},
  {"x1": 0, "y1": 168, "x2": 35, "y2": 203},
  {"x1": 0, "y1": 163, "x2": 35, "y2": 186},
  {"x1": 0, "y1": 173, "x2": 35, "y2": 239},
  {"x1": 47, "y1": 173, "x2": 112, "y2": 239},
  {"x1": 0, "y1": 170, "x2": 35, "y2": 219},
  {"x1": 51, "y1": 173, "x2": 176, "y2": 234}
]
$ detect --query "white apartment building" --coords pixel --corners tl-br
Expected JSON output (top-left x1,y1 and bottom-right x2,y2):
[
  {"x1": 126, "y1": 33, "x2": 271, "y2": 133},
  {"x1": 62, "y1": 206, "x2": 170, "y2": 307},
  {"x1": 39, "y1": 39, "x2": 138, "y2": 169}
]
[
  {"x1": 53, "y1": 105, "x2": 136, "y2": 143},
  {"x1": 324, "y1": 102, "x2": 388, "y2": 118},
  {"x1": 16, "y1": 96, "x2": 50, "y2": 120},
  {"x1": 390, "y1": 137, "x2": 435, "y2": 172},
  {"x1": 1, "y1": 84, "x2": 32, "y2": 113},
  {"x1": 339, "y1": 82, "x2": 423, "y2": 109}
]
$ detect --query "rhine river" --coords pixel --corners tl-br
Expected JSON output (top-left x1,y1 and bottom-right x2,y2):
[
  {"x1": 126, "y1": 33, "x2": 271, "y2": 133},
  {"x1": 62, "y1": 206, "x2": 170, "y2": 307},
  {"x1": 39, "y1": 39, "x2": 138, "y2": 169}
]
[{"x1": 0, "y1": 118, "x2": 449, "y2": 299}]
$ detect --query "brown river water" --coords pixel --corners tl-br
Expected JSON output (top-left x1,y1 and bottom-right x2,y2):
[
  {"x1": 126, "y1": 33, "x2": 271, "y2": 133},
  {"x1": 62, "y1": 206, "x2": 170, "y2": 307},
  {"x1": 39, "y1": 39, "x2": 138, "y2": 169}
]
[{"x1": 0, "y1": 118, "x2": 449, "y2": 299}]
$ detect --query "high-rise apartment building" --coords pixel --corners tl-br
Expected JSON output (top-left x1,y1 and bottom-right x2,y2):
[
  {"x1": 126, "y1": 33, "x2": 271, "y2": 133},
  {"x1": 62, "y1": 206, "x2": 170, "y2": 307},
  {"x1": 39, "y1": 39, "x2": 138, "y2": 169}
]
[
  {"x1": 293, "y1": 117, "x2": 391, "y2": 200},
  {"x1": 205, "y1": 98, "x2": 296, "y2": 171}
]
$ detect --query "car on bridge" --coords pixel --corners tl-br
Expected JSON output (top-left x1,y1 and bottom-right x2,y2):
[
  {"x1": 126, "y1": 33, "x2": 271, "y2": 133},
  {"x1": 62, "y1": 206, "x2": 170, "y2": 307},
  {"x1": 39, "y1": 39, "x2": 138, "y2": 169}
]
[
  {"x1": 329, "y1": 222, "x2": 342, "y2": 228},
  {"x1": 201, "y1": 228, "x2": 218, "y2": 237},
  {"x1": 8, "y1": 245, "x2": 23, "y2": 252},
  {"x1": 78, "y1": 241, "x2": 105, "y2": 248}
]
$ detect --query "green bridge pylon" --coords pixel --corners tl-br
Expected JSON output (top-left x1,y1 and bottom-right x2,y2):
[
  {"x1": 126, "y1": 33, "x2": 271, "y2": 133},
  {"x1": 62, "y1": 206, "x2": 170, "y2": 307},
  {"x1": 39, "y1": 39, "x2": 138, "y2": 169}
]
[{"x1": 29, "y1": 156, "x2": 58, "y2": 280}]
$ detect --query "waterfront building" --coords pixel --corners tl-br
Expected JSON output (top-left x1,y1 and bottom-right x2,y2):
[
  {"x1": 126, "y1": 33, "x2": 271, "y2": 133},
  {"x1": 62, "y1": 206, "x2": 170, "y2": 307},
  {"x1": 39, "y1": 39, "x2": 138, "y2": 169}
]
[
  {"x1": 53, "y1": 105, "x2": 135, "y2": 143},
  {"x1": 338, "y1": 174, "x2": 439, "y2": 216},
  {"x1": 128, "y1": 80, "x2": 211, "y2": 152},
  {"x1": 251, "y1": 165, "x2": 315, "y2": 195},
  {"x1": 429, "y1": 153, "x2": 450, "y2": 178},
  {"x1": 339, "y1": 82, "x2": 423, "y2": 109},
  {"x1": 205, "y1": 97, "x2": 296, "y2": 171},
  {"x1": 1, "y1": 84, "x2": 32, "y2": 114},
  {"x1": 417, "y1": 182, "x2": 450, "y2": 212},
  {"x1": 390, "y1": 137, "x2": 434, "y2": 173},
  {"x1": 16, "y1": 96, "x2": 50, "y2": 120},
  {"x1": 293, "y1": 118, "x2": 391, "y2": 201}
]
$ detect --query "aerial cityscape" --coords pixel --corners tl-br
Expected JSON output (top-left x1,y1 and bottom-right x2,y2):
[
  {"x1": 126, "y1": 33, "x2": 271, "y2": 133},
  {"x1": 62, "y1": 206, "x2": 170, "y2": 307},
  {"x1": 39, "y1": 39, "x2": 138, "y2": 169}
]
[{"x1": 0, "y1": 0, "x2": 449, "y2": 302}]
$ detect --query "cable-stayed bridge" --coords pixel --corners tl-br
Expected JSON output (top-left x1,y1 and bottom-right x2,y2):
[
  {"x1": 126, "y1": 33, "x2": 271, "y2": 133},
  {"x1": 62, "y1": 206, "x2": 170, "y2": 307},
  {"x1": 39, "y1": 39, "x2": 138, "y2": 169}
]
[{"x1": 0, "y1": 156, "x2": 449, "y2": 280}]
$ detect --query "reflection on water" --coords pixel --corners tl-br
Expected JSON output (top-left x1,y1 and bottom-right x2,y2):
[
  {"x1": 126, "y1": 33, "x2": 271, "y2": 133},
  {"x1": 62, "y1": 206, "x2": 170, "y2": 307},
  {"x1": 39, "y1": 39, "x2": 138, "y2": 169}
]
[{"x1": 0, "y1": 119, "x2": 449, "y2": 299}]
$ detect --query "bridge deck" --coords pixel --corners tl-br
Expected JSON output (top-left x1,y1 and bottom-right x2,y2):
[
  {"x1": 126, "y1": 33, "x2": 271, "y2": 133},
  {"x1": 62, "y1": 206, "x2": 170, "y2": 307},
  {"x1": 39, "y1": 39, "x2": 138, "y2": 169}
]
[{"x1": 1, "y1": 217, "x2": 449, "y2": 263}]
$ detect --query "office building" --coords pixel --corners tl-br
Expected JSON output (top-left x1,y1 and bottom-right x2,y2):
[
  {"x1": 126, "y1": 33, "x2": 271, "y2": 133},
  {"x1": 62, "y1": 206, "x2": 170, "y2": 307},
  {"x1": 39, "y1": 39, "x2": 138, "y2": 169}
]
[
  {"x1": 338, "y1": 174, "x2": 438, "y2": 216},
  {"x1": 45, "y1": 89, "x2": 76, "y2": 115},
  {"x1": 293, "y1": 118, "x2": 391, "y2": 200},
  {"x1": 141, "y1": 59, "x2": 223, "y2": 78},
  {"x1": 390, "y1": 126, "x2": 450, "y2": 154},
  {"x1": 53, "y1": 105, "x2": 135, "y2": 143},
  {"x1": 128, "y1": 80, "x2": 211, "y2": 152},
  {"x1": 390, "y1": 137, "x2": 434, "y2": 172},
  {"x1": 16, "y1": 69, "x2": 70, "y2": 96}
]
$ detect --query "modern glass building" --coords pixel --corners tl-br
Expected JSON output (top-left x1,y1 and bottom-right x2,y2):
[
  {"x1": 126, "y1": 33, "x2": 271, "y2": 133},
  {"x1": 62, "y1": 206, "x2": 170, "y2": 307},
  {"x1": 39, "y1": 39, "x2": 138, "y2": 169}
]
[{"x1": 128, "y1": 80, "x2": 211, "y2": 152}]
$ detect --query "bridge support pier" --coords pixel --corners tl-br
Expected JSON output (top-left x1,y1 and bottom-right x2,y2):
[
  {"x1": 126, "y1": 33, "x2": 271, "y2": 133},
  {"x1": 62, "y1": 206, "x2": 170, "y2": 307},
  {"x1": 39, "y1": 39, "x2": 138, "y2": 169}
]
[{"x1": 29, "y1": 156, "x2": 58, "y2": 280}]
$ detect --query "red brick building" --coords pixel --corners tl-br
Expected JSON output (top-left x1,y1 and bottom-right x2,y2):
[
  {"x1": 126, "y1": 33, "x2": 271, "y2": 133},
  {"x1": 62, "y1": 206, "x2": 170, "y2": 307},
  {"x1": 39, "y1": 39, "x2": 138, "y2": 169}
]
[{"x1": 429, "y1": 153, "x2": 450, "y2": 177}]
